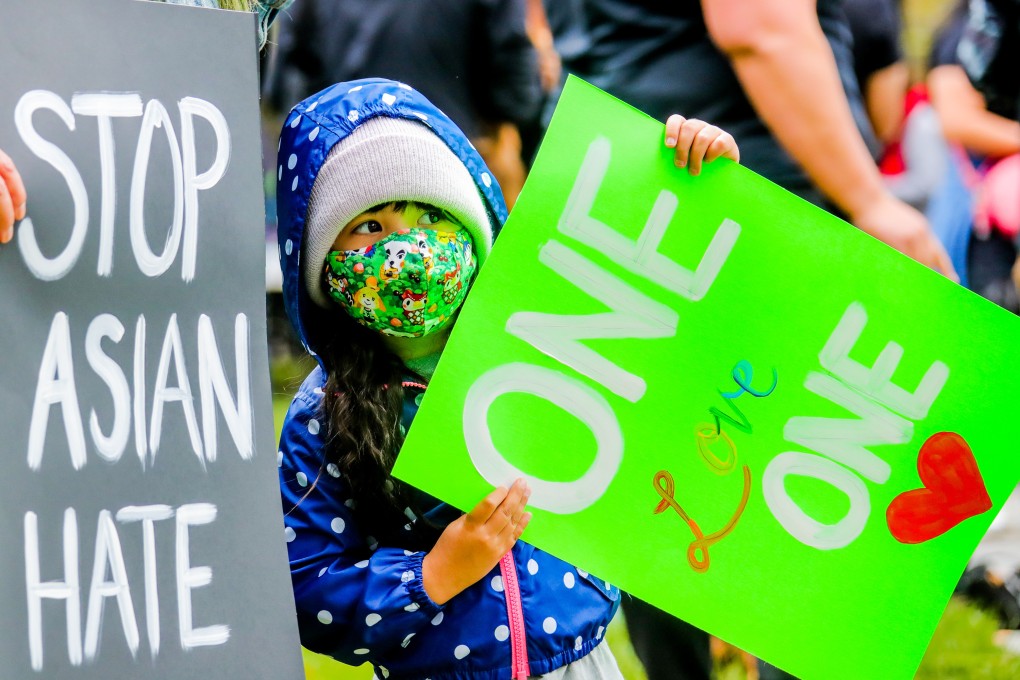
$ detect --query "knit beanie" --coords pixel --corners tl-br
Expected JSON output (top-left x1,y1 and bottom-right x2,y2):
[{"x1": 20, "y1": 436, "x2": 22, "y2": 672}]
[{"x1": 303, "y1": 116, "x2": 493, "y2": 309}]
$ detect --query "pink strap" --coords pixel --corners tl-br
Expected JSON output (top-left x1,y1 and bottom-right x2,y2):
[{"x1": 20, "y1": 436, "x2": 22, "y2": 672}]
[{"x1": 499, "y1": 551, "x2": 531, "y2": 679}]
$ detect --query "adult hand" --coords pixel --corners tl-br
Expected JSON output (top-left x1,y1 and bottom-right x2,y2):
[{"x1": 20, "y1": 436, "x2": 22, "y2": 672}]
[
  {"x1": 422, "y1": 479, "x2": 532, "y2": 605},
  {"x1": 665, "y1": 115, "x2": 740, "y2": 176},
  {"x1": 852, "y1": 193, "x2": 959, "y2": 282},
  {"x1": 0, "y1": 148, "x2": 27, "y2": 244}
]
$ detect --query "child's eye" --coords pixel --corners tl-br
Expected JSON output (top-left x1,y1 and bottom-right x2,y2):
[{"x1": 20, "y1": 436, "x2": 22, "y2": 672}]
[
  {"x1": 418, "y1": 210, "x2": 445, "y2": 227},
  {"x1": 351, "y1": 220, "x2": 383, "y2": 235}
]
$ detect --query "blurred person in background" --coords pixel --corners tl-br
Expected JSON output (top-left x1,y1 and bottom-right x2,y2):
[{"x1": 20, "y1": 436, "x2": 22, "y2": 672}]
[
  {"x1": 560, "y1": 0, "x2": 954, "y2": 287},
  {"x1": 927, "y1": 0, "x2": 1020, "y2": 309},
  {"x1": 263, "y1": 0, "x2": 542, "y2": 209},
  {"x1": 844, "y1": 0, "x2": 910, "y2": 152}
]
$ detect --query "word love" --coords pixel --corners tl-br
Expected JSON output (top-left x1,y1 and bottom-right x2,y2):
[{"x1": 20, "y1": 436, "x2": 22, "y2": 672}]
[
  {"x1": 462, "y1": 135, "x2": 740, "y2": 513},
  {"x1": 29, "y1": 311, "x2": 253, "y2": 472},
  {"x1": 709, "y1": 359, "x2": 778, "y2": 436},
  {"x1": 652, "y1": 465, "x2": 751, "y2": 573},
  {"x1": 14, "y1": 90, "x2": 229, "y2": 282},
  {"x1": 887, "y1": 431, "x2": 991, "y2": 544},
  {"x1": 764, "y1": 302, "x2": 955, "y2": 549},
  {"x1": 25, "y1": 503, "x2": 227, "y2": 671},
  {"x1": 651, "y1": 360, "x2": 770, "y2": 572}
]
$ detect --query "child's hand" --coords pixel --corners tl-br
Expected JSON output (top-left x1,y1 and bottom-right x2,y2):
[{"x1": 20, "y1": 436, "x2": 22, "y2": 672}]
[
  {"x1": 664, "y1": 115, "x2": 739, "y2": 176},
  {"x1": 422, "y1": 478, "x2": 532, "y2": 605},
  {"x1": 0, "y1": 148, "x2": 27, "y2": 244}
]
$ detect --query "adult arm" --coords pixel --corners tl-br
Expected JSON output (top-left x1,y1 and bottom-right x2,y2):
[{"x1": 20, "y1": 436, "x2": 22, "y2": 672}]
[
  {"x1": 0, "y1": 147, "x2": 27, "y2": 243},
  {"x1": 928, "y1": 64, "x2": 1020, "y2": 159},
  {"x1": 864, "y1": 61, "x2": 910, "y2": 146},
  {"x1": 702, "y1": 0, "x2": 955, "y2": 278}
]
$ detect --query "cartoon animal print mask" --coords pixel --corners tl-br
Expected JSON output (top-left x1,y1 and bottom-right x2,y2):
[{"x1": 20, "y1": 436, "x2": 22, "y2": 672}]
[{"x1": 324, "y1": 228, "x2": 477, "y2": 337}]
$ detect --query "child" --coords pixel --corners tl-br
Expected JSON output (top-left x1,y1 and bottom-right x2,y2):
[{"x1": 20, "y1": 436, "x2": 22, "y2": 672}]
[{"x1": 275, "y1": 78, "x2": 738, "y2": 679}]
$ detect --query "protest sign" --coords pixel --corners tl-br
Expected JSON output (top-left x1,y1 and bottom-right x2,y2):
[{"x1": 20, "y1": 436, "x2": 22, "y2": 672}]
[
  {"x1": 393, "y1": 76, "x2": 1020, "y2": 679},
  {"x1": 0, "y1": 1, "x2": 303, "y2": 677}
]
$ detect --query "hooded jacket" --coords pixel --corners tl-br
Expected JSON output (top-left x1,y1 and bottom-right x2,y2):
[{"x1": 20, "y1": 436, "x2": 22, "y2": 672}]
[{"x1": 275, "y1": 79, "x2": 620, "y2": 679}]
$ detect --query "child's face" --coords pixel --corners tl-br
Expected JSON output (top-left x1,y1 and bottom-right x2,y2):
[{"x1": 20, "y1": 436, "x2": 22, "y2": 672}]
[{"x1": 332, "y1": 201, "x2": 463, "y2": 251}]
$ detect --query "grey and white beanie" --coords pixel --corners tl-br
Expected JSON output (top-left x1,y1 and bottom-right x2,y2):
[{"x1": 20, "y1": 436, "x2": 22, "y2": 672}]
[{"x1": 302, "y1": 116, "x2": 492, "y2": 309}]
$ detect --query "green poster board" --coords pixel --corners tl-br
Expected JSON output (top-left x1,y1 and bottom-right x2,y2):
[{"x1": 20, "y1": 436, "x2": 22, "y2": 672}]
[{"x1": 393, "y1": 76, "x2": 1020, "y2": 679}]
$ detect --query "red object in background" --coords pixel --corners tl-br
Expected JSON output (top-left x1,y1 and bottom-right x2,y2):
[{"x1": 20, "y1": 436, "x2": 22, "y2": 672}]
[
  {"x1": 878, "y1": 84, "x2": 931, "y2": 177},
  {"x1": 887, "y1": 431, "x2": 993, "y2": 544}
]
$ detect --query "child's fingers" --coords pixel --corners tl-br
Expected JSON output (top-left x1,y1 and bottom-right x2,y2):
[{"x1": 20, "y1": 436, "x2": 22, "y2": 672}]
[
  {"x1": 487, "y1": 479, "x2": 529, "y2": 534},
  {"x1": 687, "y1": 124, "x2": 726, "y2": 176},
  {"x1": 664, "y1": 114, "x2": 686, "y2": 149},
  {"x1": 0, "y1": 179, "x2": 14, "y2": 244},
  {"x1": 705, "y1": 131, "x2": 739, "y2": 164},
  {"x1": 0, "y1": 148, "x2": 27, "y2": 244},
  {"x1": 513, "y1": 512, "x2": 533, "y2": 540},
  {"x1": 496, "y1": 485, "x2": 532, "y2": 540},
  {"x1": 466, "y1": 485, "x2": 510, "y2": 525},
  {"x1": 673, "y1": 118, "x2": 708, "y2": 168}
]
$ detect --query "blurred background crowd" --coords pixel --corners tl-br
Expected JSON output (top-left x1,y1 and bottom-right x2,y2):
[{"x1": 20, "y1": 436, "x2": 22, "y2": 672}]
[{"x1": 255, "y1": 0, "x2": 1019, "y2": 678}]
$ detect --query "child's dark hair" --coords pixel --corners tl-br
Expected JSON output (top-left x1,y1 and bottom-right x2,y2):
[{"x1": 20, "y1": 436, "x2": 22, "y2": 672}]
[{"x1": 317, "y1": 311, "x2": 444, "y2": 551}]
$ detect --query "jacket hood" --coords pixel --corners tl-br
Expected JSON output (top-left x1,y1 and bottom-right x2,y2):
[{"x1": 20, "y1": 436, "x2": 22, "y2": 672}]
[{"x1": 275, "y1": 78, "x2": 508, "y2": 359}]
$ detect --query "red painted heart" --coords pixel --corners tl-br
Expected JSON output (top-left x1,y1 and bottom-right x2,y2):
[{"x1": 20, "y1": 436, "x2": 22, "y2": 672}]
[{"x1": 886, "y1": 431, "x2": 992, "y2": 545}]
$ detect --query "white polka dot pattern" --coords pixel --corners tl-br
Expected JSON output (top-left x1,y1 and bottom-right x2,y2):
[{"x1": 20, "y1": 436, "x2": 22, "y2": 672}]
[
  {"x1": 284, "y1": 527, "x2": 296, "y2": 542},
  {"x1": 563, "y1": 572, "x2": 576, "y2": 589},
  {"x1": 431, "y1": 612, "x2": 444, "y2": 626},
  {"x1": 330, "y1": 517, "x2": 345, "y2": 533},
  {"x1": 490, "y1": 575, "x2": 504, "y2": 592},
  {"x1": 494, "y1": 625, "x2": 509, "y2": 642},
  {"x1": 454, "y1": 644, "x2": 470, "y2": 660},
  {"x1": 527, "y1": 559, "x2": 539, "y2": 575},
  {"x1": 296, "y1": 472, "x2": 308, "y2": 487},
  {"x1": 543, "y1": 617, "x2": 557, "y2": 634},
  {"x1": 365, "y1": 613, "x2": 382, "y2": 626},
  {"x1": 307, "y1": 418, "x2": 320, "y2": 435}
]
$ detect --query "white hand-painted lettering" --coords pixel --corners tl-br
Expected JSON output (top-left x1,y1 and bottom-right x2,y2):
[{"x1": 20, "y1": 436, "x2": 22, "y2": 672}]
[
  {"x1": 463, "y1": 362, "x2": 623, "y2": 514},
  {"x1": 13, "y1": 90, "x2": 230, "y2": 281}
]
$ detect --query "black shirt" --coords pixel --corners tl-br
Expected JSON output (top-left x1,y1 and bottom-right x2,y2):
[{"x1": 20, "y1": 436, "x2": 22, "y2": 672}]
[{"x1": 562, "y1": 0, "x2": 877, "y2": 205}]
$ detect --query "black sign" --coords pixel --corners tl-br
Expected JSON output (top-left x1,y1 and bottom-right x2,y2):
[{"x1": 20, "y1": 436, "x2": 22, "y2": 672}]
[{"x1": 0, "y1": 1, "x2": 304, "y2": 677}]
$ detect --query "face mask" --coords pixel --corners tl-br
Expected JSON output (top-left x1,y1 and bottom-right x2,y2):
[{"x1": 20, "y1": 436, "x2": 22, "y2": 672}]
[{"x1": 325, "y1": 228, "x2": 477, "y2": 337}]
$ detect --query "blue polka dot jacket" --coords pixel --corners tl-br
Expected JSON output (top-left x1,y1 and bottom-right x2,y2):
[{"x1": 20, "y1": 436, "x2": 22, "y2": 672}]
[{"x1": 275, "y1": 79, "x2": 620, "y2": 679}]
